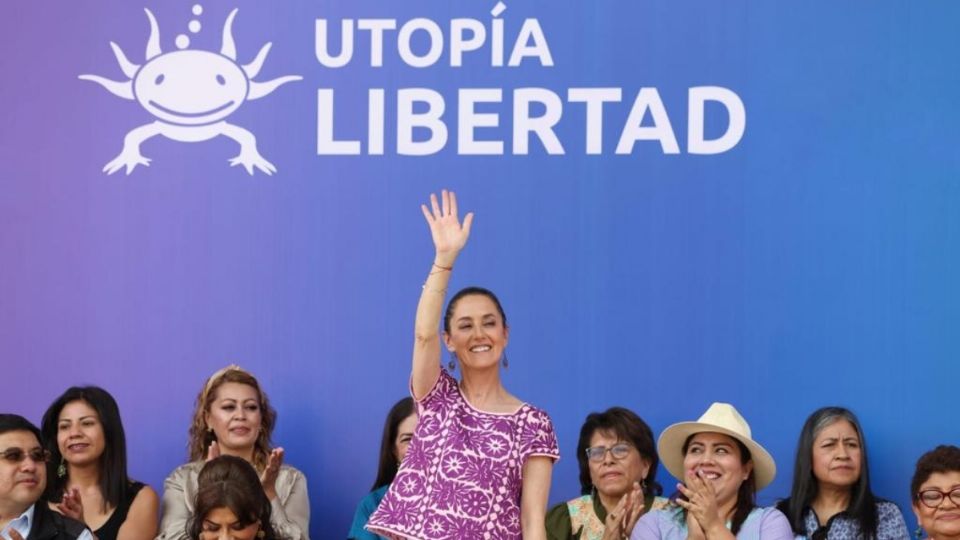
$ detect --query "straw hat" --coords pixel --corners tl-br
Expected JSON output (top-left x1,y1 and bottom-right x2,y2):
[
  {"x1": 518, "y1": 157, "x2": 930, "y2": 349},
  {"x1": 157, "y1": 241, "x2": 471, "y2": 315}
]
[{"x1": 657, "y1": 402, "x2": 776, "y2": 490}]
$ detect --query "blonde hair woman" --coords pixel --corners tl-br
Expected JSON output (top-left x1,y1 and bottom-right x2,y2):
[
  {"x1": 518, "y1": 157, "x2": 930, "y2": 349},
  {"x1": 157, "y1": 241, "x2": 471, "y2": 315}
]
[{"x1": 158, "y1": 366, "x2": 309, "y2": 540}]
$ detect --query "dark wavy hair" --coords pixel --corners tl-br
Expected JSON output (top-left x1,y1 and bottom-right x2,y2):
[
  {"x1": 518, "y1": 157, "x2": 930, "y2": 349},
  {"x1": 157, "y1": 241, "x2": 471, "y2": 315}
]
[
  {"x1": 911, "y1": 445, "x2": 960, "y2": 502},
  {"x1": 676, "y1": 434, "x2": 756, "y2": 535},
  {"x1": 575, "y1": 407, "x2": 662, "y2": 497},
  {"x1": 777, "y1": 407, "x2": 879, "y2": 538},
  {"x1": 40, "y1": 386, "x2": 131, "y2": 512},
  {"x1": 371, "y1": 397, "x2": 416, "y2": 490},
  {"x1": 189, "y1": 455, "x2": 282, "y2": 540},
  {"x1": 443, "y1": 287, "x2": 508, "y2": 334}
]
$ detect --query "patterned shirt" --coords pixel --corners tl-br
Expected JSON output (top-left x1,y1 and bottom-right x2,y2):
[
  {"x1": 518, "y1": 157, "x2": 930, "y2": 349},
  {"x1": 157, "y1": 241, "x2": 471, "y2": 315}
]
[
  {"x1": 793, "y1": 500, "x2": 909, "y2": 540},
  {"x1": 367, "y1": 369, "x2": 560, "y2": 539}
]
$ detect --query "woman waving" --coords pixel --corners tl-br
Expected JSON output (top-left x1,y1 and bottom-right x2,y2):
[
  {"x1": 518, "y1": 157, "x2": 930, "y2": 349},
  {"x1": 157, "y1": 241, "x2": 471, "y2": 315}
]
[{"x1": 366, "y1": 190, "x2": 560, "y2": 540}]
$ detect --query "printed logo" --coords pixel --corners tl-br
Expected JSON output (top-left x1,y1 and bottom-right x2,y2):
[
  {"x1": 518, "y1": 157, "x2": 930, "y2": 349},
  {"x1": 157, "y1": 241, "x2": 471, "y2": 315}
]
[{"x1": 80, "y1": 6, "x2": 301, "y2": 175}]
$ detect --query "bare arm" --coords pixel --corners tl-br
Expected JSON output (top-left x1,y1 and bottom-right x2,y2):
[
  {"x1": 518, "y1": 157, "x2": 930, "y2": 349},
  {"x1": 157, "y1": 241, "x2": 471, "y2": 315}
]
[
  {"x1": 412, "y1": 190, "x2": 474, "y2": 399},
  {"x1": 520, "y1": 456, "x2": 554, "y2": 540},
  {"x1": 116, "y1": 485, "x2": 159, "y2": 540}
]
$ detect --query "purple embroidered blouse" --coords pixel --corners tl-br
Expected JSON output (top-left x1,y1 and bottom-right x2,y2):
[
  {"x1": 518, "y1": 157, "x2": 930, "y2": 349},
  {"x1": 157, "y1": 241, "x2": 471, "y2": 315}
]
[{"x1": 366, "y1": 369, "x2": 560, "y2": 539}]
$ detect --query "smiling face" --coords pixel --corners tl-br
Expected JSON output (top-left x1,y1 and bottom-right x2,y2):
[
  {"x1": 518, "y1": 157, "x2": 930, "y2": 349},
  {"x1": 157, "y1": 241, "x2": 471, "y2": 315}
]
[
  {"x1": 133, "y1": 50, "x2": 248, "y2": 125},
  {"x1": 683, "y1": 432, "x2": 752, "y2": 508},
  {"x1": 205, "y1": 383, "x2": 262, "y2": 458},
  {"x1": 0, "y1": 430, "x2": 46, "y2": 515},
  {"x1": 200, "y1": 506, "x2": 260, "y2": 540},
  {"x1": 57, "y1": 400, "x2": 106, "y2": 468},
  {"x1": 444, "y1": 294, "x2": 509, "y2": 372},
  {"x1": 811, "y1": 419, "x2": 862, "y2": 492},
  {"x1": 588, "y1": 429, "x2": 650, "y2": 501},
  {"x1": 393, "y1": 413, "x2": 417, "y2": 464},
  {"x1": 914, "y1": 471, "x2": 960, "y2": 540}
]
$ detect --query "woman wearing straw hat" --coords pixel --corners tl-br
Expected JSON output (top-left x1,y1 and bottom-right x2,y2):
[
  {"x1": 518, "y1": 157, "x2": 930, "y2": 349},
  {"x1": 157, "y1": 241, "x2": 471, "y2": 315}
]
[{"x1": 630, "y1": 403, "x2": 793, "y2": 540}]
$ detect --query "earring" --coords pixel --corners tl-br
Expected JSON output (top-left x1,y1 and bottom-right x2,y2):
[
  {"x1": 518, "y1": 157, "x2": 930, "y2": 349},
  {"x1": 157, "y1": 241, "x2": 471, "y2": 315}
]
[
  {"x1": 57, "y1": 458, "x2": 67, "y2": 478},
  {"x1": 915, "y1": 526, "x2": 924, "y2": 540},
  {"x1": 640, "y1": 478, "x2": 647, "y2": 494},
  {"x1": 448, "y1": 351, "x2": 457, "y2": 371},
  {"x1": 502, "y1": 351, "x2": 509, "y2": 369},
  {"x1": 256, "y1": 530, "x2": 265, "y2": 539}
]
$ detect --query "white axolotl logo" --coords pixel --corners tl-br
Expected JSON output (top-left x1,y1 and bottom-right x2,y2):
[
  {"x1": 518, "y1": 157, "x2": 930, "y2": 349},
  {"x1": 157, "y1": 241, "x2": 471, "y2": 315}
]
[{"x1": 80, "y1": 8, "x2": 301, "y2": 175}]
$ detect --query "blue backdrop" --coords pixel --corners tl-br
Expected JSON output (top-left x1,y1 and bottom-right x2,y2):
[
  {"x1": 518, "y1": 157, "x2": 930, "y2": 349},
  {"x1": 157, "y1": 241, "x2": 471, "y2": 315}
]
[{"x1": 2, "y1": 1, "x2": 959, "y2": 537}]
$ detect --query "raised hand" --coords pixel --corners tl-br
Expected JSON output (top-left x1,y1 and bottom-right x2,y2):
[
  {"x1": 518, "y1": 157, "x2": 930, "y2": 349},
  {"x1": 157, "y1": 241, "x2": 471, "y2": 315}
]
[
  {"x1": 57, "y1": 487, "x2": 85, "y2": 523},
  {"x1": 205, "y1": 440, "x2": 221, "y2": 462},
  {"x1": 420, "y1": 190, "x2": 474, "y2": 263},
  {"x1": 620, "y1": 482, "x2": 645, "y2": 538},
  {"x1": 602, "y1": 482, "x2": 645, "y2": 540},
  {"x1": 676, "y1": 471, "x2": 722, "y2": 537},
  {"x1": 260, "y1": 447, "x2": 284, "y2": 500}
]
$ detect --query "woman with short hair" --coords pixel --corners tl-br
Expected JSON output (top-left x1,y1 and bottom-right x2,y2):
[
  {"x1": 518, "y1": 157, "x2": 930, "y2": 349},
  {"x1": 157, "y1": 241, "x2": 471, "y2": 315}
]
[
  {"x1": 910, "y1": 445, "x2": 960, "y2": 540},
  {"x1": 547, "y1": 407, "x2": 669, "y2": 540}
]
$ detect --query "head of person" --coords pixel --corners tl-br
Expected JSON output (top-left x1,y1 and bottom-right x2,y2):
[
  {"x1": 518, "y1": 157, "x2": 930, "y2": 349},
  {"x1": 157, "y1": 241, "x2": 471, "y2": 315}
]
[
  {"x1": 443, "y1": 287, "x2": 509, "y2": 372},
  {"x1": 371, "y1": 397, "x2": 417, "y2": 491},
  {"x1": 189, "y1": 366, "x2": 277, "y2": 470},
  {"x1": 782, "y1": 406, "x2": 876, "y2": 535},
  {"x1": 576, "y1": 407, "x2": 662, "y2": 503},
  {"x1": 0, "y1": 414, "x2": 49, "y2": 516},
  {"x1": 40, "y1": 386, "x2": 130, "y2": 507},
  {"x1": 911, "y1": 445, "x2": 960, "y2": 540},
  {"x1": 659, "y1": 403, "x2": 775, "y2": 535},
  {"x1": 189, "y1": 455, "x2": 279, "y2": 540}
]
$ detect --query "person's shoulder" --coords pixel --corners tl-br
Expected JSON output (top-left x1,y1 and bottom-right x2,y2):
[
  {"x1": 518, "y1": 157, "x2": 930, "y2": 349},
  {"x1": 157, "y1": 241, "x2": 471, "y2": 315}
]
[
  {"x1": 278, "y1": 463, "x2": 306, "y2": 479},
  {"x1": 164, "y1": 461, "x2": 203, "y2": 485},
  {"x1": 874, "y1": 499, "x2": 907, "y2": 521}
]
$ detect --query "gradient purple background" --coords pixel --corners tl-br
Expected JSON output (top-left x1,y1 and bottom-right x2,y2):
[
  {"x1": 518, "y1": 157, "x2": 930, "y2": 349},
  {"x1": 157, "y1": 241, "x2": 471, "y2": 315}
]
[{"x1": 2, "y1": 1, "x2": 959, "y2": 536}]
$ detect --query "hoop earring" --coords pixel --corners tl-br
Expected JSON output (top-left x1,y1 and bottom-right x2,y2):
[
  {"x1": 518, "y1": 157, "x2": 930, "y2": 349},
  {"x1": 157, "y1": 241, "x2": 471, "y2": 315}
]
[
  {"x1": 640, "y1": 478, "x2": 647, "y2": 495},
  {"x1": 502, "y1": 351, "x2": 509, "y2": 369},
  {"x1": 57, "y1": 458, "x2": 67, "y2": 478},
  {"x1": 448, "y1": 351, "x2": 457, "y2": 371}
]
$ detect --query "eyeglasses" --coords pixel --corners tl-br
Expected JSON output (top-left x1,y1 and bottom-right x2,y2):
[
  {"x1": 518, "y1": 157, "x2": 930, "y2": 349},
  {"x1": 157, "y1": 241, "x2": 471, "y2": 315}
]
[
  {"x1": 585, "y1": 443, "x2": 634, "y2": 463},
  {"x1": 917, "y1": 487, "x2": 960, "y2": 509},
  {"x1": 1, "y1": 447, "x2": 52, "y2": 464}
]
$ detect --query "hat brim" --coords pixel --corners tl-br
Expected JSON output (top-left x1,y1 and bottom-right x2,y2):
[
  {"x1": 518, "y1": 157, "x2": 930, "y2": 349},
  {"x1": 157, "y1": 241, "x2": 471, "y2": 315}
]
[{"x1": 657, "y1": 421, "x2": 776, "y2": 490}]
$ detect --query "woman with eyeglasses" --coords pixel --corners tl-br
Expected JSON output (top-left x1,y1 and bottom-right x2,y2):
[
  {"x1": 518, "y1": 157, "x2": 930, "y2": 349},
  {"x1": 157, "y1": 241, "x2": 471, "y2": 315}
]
[
  {"x1": 911, "y1": 445, "x2": 960, "y2": 540},
  {"x1": 40, "y1": 386, "x2": 159, "y2": 540},
  {"x1": 366, "y1": 191, "x2": 560, "y2": 540},
  {"x1": 775, "y1": 407, "x2": 908, "y2": 540},
  {"x1": 546, "y1": 407, "x2": 669, "y2": 540}
]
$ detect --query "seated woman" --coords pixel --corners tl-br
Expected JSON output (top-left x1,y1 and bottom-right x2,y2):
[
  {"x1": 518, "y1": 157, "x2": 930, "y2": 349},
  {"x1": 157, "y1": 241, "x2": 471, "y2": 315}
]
[
  {"x1": 911, "y1": 445, "x2": 960, "y2": 540},
  {"x1": 776, "y1": 406, "x2": 908, "y2": 539},
  {"x1": 189, "y1": 455, "x2": 283, "y2": 540},
  {"x1": 159, "y1": 366, "x2": 309, "y2": 540},
  {"x1": 631, "y1": 402, "x2": 793, "y2": 540},
  {"x1": 41, "y1": 386, "x2": 159, "y2": 540},
  {"x1": 347, "y1": 397, "x2": 417, "y2": 540},
  {"x1": 547, "y1": 407, "x2": 669, "y2": 540}
]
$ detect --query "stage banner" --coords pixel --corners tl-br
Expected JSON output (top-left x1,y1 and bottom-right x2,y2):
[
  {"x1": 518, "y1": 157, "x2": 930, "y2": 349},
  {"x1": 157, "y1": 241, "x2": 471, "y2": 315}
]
[{"x1": 2, "y1": 1, "x2": 958, "y2": 535}]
